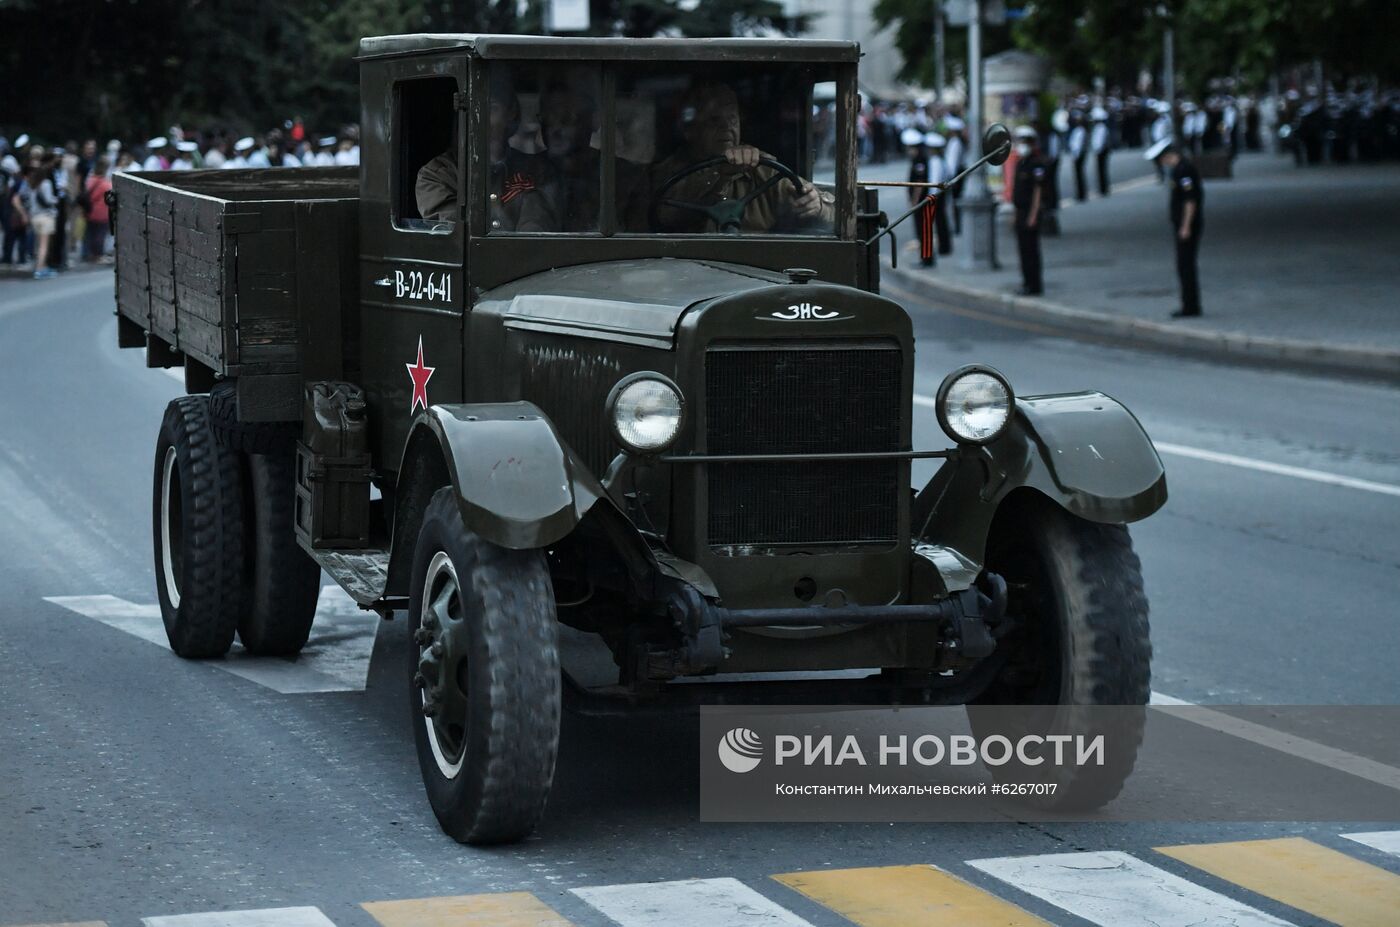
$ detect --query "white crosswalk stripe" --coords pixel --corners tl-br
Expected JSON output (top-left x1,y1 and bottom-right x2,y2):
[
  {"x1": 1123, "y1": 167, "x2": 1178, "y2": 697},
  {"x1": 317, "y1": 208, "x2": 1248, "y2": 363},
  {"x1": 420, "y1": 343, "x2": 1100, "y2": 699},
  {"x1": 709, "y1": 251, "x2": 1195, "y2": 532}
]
[
  {"x1": 1343, "y1": 829, "x2": 1400, "y2": 858},
  {"x1": 47, "y1": 586, "x2": 380, "y2": 694},
  {"x1": 967, "y1": 850, "x2": 1297, "y2": 927},
  {"x1": 144, "y1": 907, "x2": 338, "y2": 927},
  {"x1": 573, "y1": 877, "x2": 816, "y2": 927}
]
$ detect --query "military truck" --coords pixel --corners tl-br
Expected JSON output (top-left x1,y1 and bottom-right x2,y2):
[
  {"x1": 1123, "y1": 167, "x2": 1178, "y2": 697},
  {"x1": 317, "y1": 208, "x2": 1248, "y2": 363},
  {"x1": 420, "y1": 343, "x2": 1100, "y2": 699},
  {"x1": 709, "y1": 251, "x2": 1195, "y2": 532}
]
[{"x1": 110, "y1": 34, "x2": 1167, "y2": 845}]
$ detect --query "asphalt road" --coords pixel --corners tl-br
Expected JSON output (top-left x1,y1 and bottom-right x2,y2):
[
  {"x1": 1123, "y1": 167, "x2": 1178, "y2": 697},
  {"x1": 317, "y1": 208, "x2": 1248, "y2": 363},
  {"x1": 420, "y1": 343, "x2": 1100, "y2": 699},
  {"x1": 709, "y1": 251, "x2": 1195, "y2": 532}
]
[{"x1": 2, "y1": 267, "x2": 1399, "y2": 926}]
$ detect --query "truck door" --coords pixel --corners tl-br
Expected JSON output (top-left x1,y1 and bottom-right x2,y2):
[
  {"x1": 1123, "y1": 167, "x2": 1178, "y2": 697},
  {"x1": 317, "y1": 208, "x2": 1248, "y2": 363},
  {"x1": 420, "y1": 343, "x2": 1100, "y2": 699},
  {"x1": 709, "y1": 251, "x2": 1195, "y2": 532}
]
[{"x1": 358, "y1": 56, "x2": 468, "y2": 467}]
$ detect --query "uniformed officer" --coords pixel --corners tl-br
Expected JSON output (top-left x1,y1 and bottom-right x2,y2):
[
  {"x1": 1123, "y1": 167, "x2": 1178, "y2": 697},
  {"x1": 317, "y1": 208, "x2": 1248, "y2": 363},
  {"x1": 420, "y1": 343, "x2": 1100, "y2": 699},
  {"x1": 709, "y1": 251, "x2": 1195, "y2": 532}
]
[
  {"x1": 924, "y1": 132, "x2": 953, "y2": 257},
  {"x1": 1145, "y1": 138, "x2": 1204, "y2": 317},
  {"x1": 902, "y1": 128, "x2": 935, "y2": 266},
  {"x1": 1011, "y1": 125, "x2": 1047, "y2": 296},
  {"x1": 1090, "y1": 105, "x2": 1111, "y2": 196},
  {"x1": 1067, "y1": 98, "x2": 1089, "y2": 201}
]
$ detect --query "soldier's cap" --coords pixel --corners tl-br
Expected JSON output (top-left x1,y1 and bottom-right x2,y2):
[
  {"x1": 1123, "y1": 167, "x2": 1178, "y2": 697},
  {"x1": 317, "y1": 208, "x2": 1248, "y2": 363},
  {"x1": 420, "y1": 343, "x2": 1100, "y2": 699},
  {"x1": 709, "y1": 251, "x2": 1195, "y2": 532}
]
[
  {"x1": 176, "y1": 140, "x2": 198, "y2": 152},
  {"x1": 1144, "y1": 137, "x2": 1174, "y2": 161},
  {"x1": 319, "y1": 136, "x2": 338, "y2": 147},
  {"x1": 943, "y1": 115, "x2": 965, "y2": 131},
  {"x1": 147, "y1": 136, "x2": 169, "y2": 149},
  {"x1": 1, "y1": 155, "x2": 19, "y2": 174},
  {"x1": 234, "y1": 137, "x2": 256, "y2": 152},
  {"x1": 923, "y1": 132, "x2": 946, "y2": 148},
  {"x1": 15, "y1": 133, "x2": 30, "y2": 148},
  {"x1": 900, "y1": 128, "x2": 924, "y2": 147},
  {"x1": 1013, "y1": 125, "x2": 1037, "y2": 140}
]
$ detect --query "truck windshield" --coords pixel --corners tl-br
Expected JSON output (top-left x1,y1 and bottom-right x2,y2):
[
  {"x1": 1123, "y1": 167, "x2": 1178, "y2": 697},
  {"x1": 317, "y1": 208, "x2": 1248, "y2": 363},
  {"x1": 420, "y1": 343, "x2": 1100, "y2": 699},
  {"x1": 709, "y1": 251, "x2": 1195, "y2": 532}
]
[{"x1": 486, "y1": 60, "x2": 840, "y2": 238}]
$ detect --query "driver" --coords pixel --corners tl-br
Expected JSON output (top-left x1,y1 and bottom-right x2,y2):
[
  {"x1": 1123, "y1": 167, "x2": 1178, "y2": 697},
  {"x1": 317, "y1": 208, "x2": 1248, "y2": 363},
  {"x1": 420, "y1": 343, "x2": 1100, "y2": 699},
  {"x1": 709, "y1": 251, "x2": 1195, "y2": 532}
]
[
  {"x1": 649, "y1": 81, "x2": 835, "y2": 233},
  {"x1": 416, "y1": 74, "x2": 556, "y2": 231}
]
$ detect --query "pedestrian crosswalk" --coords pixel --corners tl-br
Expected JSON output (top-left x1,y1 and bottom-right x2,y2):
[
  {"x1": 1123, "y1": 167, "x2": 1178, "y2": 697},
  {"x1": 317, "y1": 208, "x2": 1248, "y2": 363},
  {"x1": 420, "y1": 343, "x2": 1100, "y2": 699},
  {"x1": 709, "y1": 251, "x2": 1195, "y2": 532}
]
[
  {"x1": 44, "y1": 588, "x2": 380, "y2": 694},
  {"x1": 15, "y1": 830, "x2": 1400, "y2": 927}
]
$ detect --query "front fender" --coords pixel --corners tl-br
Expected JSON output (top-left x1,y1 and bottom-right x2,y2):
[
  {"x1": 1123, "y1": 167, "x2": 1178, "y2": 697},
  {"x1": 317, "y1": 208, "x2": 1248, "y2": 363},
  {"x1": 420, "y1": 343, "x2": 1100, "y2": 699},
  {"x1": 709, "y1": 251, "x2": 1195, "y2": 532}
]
[
  {"x1": 402, "y1": 401, "x2": 604, "y2": 550},
  {"x1": 915, "y1": 391, "x2": 1166, "y2": 569}
]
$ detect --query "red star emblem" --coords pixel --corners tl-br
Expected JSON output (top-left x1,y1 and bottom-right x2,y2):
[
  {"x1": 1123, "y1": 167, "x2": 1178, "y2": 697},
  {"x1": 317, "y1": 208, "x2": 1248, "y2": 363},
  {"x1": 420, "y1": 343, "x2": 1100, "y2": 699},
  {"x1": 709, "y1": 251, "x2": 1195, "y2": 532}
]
[{"x1": 405, "y1": 336, "x2": 435, "y2": 414}]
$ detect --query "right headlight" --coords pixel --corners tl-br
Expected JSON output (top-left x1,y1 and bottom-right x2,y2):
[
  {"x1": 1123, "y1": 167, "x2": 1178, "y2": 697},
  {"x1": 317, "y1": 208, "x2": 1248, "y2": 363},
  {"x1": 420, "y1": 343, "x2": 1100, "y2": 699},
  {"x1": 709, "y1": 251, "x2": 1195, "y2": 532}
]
[
  {"x1": 935, "y1": 365, "x2": 1013, "y2": 444},
  {"x1": 607, "y1": 372, "x2": 685, "y2": 454}
]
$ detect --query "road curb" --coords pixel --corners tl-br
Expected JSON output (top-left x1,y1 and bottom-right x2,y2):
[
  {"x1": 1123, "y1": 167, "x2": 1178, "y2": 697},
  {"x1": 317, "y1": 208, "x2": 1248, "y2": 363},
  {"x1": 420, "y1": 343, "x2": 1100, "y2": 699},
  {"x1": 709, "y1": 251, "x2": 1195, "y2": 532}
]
[{"x1": 885, "y1": 266, "x2": 1400, "y2": 384}]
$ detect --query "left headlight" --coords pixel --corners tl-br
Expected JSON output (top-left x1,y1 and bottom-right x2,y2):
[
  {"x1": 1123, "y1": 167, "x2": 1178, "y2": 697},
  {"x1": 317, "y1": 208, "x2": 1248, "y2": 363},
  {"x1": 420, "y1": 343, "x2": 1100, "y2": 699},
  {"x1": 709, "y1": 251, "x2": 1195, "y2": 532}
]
[
  {"x1": 935, "y1": 365, "x2": 1013, "y2": 444},
  {"x1": 607, "y1": 372, "x2": 685, "y2": 454}
]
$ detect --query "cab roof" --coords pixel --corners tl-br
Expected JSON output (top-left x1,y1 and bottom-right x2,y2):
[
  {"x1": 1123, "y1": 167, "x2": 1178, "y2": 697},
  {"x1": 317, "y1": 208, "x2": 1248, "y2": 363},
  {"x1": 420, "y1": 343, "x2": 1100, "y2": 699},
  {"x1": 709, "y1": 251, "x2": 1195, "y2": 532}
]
[{"x1": 356, "y1": 33, "x2": 861, "y2": 63}]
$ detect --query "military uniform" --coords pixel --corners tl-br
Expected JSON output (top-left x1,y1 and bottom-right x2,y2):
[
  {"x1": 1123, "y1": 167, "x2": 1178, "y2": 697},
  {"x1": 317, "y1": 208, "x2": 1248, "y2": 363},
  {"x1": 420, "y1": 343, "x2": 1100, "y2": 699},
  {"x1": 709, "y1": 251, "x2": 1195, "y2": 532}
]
[
  {"x1": 1012, "y1": 151, "x2": 1048, "y2": 295},
  {"x1": 416, "y1": 148, "x2": 557, "y2": 231},
  {"x1": 648, "y1": 152, "x2": 834, "y2": 234},
  {"x1": 906, "y1": 147, "x2": 934, "y2": 265},
  {"x1": 1169, "y1": 156, "x2": 1204, "y2": 315}
]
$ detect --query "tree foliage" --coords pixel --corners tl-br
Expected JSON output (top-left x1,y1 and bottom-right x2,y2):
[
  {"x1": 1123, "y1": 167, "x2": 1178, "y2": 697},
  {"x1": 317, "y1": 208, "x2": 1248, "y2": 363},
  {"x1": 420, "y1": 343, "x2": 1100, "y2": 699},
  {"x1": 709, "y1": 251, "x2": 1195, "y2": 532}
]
[
  {"x1": 874, "y1": 1, "x2": 1400, "y2": 99},
  {"x1": 0, "y1": 0, "x2": 802, "y2": 143}
]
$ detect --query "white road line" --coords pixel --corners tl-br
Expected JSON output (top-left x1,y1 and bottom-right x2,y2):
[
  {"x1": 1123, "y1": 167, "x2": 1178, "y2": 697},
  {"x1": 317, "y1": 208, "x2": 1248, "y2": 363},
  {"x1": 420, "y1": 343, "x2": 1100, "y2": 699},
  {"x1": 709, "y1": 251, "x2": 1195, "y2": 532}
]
[
  {"x1": 144, "y1": 908, "x2": 338, "y2": 927},
  {"x1": 968, "y1": 850, "x2": 1296, "y2": 927},
  {"x1": 1154, "y1": 441, "x2": 1400, "y2": 498},
  {"x1": 573, "y1": 877, "x2": 816, "y2": 927},
  {"x1": 1343, "y1": 830, "x2": 1400, "y2": 858},
  {"x1": 1149, "y1": 690, "x2": 1400, "y2": 793},
  {"x1": 46, "y1": 587, "x2": 379, "y2": 694},
  {"x1": 913, "y1": 394, "x2": 1400, "y2": 499}
]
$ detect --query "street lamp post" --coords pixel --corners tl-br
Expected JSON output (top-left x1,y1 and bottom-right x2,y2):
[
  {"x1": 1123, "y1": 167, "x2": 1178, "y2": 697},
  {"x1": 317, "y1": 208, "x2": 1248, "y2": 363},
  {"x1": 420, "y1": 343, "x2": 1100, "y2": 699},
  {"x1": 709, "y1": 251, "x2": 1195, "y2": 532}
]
[{"x1": 960, "y1": 0, "x2": 998, "y2": 270}]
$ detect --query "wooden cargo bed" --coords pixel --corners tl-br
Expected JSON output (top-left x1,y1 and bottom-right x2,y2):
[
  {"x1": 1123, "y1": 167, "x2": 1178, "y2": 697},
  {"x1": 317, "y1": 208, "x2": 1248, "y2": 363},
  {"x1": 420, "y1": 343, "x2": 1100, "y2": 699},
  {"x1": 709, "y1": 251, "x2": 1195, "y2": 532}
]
[{"x1": 112, "y1": 167, "x2": 359, "y2": 421}]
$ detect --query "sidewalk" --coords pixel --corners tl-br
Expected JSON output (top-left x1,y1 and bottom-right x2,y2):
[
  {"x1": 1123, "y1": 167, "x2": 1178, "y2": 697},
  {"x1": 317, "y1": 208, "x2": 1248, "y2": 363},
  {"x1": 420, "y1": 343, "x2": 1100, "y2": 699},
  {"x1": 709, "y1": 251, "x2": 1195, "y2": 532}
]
[{"x1": 884, "y1": 153, "x2": 1400, "y2": 381}]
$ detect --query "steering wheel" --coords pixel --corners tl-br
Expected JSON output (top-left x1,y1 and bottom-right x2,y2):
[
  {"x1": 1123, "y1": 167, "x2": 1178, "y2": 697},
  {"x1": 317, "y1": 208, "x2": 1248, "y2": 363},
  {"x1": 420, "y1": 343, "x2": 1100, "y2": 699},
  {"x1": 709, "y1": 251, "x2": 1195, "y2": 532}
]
[{"x1": 649, "y1": 155, "x2": 808, "y2": 234}]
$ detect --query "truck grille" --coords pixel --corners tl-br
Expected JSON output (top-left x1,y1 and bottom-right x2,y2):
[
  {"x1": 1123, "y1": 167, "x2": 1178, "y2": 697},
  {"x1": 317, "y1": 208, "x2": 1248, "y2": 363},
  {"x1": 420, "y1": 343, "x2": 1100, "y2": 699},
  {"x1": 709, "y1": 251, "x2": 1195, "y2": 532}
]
[{"x1": 704, "y1": 344, "x2": 902, "y2": 548}]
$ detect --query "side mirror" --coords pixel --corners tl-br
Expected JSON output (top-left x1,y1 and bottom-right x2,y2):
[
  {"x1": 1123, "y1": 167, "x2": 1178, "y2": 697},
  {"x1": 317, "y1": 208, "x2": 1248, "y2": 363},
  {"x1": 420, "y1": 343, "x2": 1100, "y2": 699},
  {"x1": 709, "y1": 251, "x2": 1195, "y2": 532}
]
[{"x1": 984, "y1": 123, "x2": 1012, "y2": 166}]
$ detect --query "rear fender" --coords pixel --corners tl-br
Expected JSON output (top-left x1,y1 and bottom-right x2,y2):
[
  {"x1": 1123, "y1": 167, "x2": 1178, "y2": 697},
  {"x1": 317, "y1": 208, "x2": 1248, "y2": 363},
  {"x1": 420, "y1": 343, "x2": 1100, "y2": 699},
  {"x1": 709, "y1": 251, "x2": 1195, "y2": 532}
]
[{"x1": 915, "y1": 391, "x2": 1166, "y2": 571}]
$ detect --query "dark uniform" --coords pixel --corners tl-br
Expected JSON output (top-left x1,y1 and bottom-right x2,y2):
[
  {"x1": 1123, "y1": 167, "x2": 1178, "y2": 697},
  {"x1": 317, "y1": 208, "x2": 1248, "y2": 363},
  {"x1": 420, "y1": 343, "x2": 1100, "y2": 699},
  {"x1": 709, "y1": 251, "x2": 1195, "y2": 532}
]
[
  {"x1": 1169, "y1": 156, "x2": 1204, "y2": 316},
  {"x1": 1012, "y1": 152, "x2": 1048, "y2": 295},
  {"x1": 907, "y1": 148, "x2": 934, "y2": 265}
]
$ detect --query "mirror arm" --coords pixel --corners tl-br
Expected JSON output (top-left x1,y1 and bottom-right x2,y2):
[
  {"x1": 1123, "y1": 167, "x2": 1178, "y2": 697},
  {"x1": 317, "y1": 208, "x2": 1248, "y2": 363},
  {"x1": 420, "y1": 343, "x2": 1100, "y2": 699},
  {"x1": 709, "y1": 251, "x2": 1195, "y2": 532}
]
[{"x1": 862, "y1": 141, "x2": 1009, "y2": 250}]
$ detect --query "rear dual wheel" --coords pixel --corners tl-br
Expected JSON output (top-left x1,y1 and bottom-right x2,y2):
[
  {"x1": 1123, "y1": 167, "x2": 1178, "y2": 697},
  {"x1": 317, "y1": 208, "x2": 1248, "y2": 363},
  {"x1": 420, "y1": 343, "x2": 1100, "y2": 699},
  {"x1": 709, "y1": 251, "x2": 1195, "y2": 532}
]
[{"x1": 154, "y1": 394, "x2": 320, "y2": 658}]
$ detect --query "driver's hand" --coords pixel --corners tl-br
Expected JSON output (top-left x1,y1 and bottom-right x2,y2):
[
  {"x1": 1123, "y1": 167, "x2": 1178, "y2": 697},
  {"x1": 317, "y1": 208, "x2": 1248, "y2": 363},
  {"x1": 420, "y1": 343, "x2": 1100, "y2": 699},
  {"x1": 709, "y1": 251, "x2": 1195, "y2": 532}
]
[
  {"x1": 722, "y1": 145, "x2": 762, "y2": 168},
  {"x1": 790, "y1": 185, "x2": 823, "y2": 219}
]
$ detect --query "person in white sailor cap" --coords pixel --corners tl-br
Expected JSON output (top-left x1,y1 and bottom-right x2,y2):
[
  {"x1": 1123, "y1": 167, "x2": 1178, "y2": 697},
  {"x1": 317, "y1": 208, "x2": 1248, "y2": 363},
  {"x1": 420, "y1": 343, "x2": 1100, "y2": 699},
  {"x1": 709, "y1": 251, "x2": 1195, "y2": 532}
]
[
  {"x1": 312, "y1": 136, "x2": 338, "y2": 167},
  {"x1": 941, "y1": 114, "x2": 967, "y2": 234},
  {"x1": 1145, "y1": 137, "x2": 1204, "y2": 318},
  {"x1": 142, "y1": 137, "x2": 170, "y2": 171},
  {"x1": 222, "y1": 136, "x2": 256, "y2": 169},
  {"x1": 170, "y1": 140, "x2": 198, "y2": 171},
  {"x1": 903, "y1": 129, "x2": 936, "y2": 266},
  {"x1": 1090, "y1": 104, "x2": 1111, "y2": 196},
  {"x1": 923, "y1": 132, "x2": 953, "y2": 257}
]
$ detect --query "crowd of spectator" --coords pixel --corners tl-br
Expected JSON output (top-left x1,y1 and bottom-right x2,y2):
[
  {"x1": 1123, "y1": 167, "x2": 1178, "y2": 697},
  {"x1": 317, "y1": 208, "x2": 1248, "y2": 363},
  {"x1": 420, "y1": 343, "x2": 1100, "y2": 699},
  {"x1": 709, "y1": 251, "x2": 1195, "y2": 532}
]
[{"x1": 0, "y1": 120, "x2": 360, "y2": 280}]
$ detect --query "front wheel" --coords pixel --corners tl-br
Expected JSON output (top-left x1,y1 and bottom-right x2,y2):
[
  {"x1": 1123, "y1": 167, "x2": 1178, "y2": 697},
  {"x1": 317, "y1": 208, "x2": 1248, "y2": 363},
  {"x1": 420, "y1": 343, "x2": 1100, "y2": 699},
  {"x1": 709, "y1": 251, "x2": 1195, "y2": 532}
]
[
  {"x1": 970, "y1": 494, "x2": 1152, "y2": 809},
  {"x1": 407, "y1": 488, "x2": 561, "y2": 844}
]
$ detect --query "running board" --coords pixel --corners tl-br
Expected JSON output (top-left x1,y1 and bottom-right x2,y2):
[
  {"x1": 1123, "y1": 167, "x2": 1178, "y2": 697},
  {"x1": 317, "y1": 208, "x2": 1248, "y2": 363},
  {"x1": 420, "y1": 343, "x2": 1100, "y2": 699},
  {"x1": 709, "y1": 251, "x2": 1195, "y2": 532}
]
[{"x1": 307, "y1": 546, "x2": 402, "y2": 612}]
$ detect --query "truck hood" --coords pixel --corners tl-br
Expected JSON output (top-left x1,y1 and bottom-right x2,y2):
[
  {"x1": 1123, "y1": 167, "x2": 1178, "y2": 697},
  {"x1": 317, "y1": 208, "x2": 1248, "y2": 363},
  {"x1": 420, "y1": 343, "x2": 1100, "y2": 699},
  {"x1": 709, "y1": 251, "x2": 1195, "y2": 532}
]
[{"x1": 475, "y1": 258, "x2": 788, "y2": 349}]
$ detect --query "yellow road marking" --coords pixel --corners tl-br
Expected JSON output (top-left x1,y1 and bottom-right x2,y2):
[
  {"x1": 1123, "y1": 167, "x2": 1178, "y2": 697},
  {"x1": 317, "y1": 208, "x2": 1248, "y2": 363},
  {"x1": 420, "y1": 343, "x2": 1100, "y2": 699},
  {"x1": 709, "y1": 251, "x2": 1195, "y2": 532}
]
[
  {"x1": 1157, "y1": 836, "x2": 1400, "y2": 927},
  {"x1": 362, "y1": 892, "x2": 573, "y2": 927},
  {"x1": 774, "y1": 864, "x2": 1050, "y2": 926}
]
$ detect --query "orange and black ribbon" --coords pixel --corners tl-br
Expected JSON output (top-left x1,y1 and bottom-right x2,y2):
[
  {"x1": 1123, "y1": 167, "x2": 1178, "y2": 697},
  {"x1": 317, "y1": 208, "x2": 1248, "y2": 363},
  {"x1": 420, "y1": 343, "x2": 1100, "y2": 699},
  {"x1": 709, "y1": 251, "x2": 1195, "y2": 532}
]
[{"x1": 919, "y1": 196, "x2": 936, "y2": 262}]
